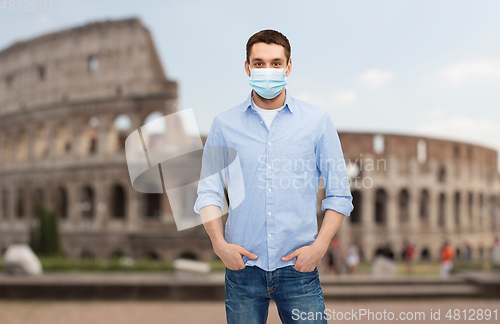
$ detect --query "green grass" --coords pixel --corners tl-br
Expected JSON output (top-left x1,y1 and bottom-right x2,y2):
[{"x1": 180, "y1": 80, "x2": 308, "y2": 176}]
[{"x1": 1, "y1": 257, "x2": 499, "y2": 274}]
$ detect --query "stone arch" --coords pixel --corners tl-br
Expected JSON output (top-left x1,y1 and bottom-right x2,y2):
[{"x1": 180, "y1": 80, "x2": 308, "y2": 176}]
[
  {"x1": 438, "y1": 192, "x2": 446, "y2": 228},
  {"x1": 144, "y1": 193, "x2": 162, "y2": 218},
  {"x1": 143, "y1": 111, "x2": 165, "y2": 129},
  {"x1": 110, "y1": 250, "x2": 126, "y2": 260},
  {"x1": 350, "y1": 190, "x2": 362, "y2": 224},
  {"x1": 110, "y1": 183, "x2": 126, "y2": 219},
  {"x1": 16, "y1": 129, "x2": 28, "y2": 161},
  {"x1": 468, "y1": 192, "x2": 473, "y2": 226},
  {"x1": 1, "y1": 188, "x2": 8, "y2": 219},
  {"x1": 110, "y1": 113, "x2": 132, "y2": 152},
  {"x1": 33, "y1": 124, "x2": 48, "y2": 160},
  {"x1": 479, "y1": 193, "x2": 484, "y2": 227},
  {"x1": 419, "y1": 189, "x2": 429, "y2": 221},
  {"x1": 420, "y1": 248, "x2": 431, "y2": 261},
  {"x1": 79, "y1": 185, "x2": 95, "y2": 219},
  {"x1": 32, "y1": 187, "x2": 44, "y2": 217},
  {"x1": 374, "y1": 188, "x2": 387, "y2": 225},
  {"x1": 490, "y1": 195, "x2": 497, "y2": 230},
  {"x1": 15, "y1": 188, "x2": 25, "y2": 218},
  {"x1": 81, "y1": 116, "x2": 99, "y2": 155},
  {"x1": 81, "y1": 249, "x2": 95, "y2": 259},
  {"x1": 2, "y1": 132, "x2": 13, "y2": 163},
  {"x1": 53, "y1": 186, "x2": 68, "y2": 219},
  {"x1": 178, "y1": 251, "x2": 198, "y2": 260},
  {"x1": 438, "y1": 166, "x2": 446, "y2": 183},
  {"x1": 55, "y1": 121, "x2": 72, "y2": 156},
  {"x1": 454, "y1": 192, "x2": 461, "y2": 226},
  {"x1": 398, "y1": 188, "x2": 410, "y2": 223},
  {"x1": 143, "y1": 250, "x2": 160, "y2": 261}
]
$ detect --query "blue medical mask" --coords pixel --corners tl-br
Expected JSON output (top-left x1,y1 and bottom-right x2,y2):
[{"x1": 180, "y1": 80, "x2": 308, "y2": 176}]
[{"x1": 249, "y1": 68, "x2": 287, "y2": 99}]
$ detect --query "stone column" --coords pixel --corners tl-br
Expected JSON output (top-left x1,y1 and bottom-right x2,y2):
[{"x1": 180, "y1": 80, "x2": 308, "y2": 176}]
[
  {"x1": 126, "y1": 185, "x2": 141, "y2": 232},
  {"x1": 459, "y1": 190, "x2": 469, "y2": 233},
  {"x1": 408, "y1": 187, "x2": 420, "y2": 235},
  {"x1": 386, "y1": 186, "x2": 398, "y2": 243},
  {"x1": 70, "y1": 118, "x2": 83, "y2": 158},
  {"x1": 445, "y1": 189, "x2": 455, "y2": 235},
  {"x1": 45, "y1": 120, "x2": 57, "y2": 159},
  {"x1": 98, "y1": 114, "x2": 112, "y2": 156},
  {"x1": 361, "y1": 187, "x2": 375, "y2": 261},
  {"x1": 427, "y1": 187, "x2": 438, "y2": 235},
  {"x1": 67, "y1": 183, "x2": 80, "y2": 230},
  {"x1": 94, "y1": 179, "x2": 110, "y2": 230}
]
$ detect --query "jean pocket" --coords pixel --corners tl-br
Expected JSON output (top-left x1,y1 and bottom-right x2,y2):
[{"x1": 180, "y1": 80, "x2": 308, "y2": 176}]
[
  {"x1": 290, "y1": 265, "x2": 316, "y2": 274},
  {"x1": 227, "y1": 264, "x2": 247, "y2": 272}
]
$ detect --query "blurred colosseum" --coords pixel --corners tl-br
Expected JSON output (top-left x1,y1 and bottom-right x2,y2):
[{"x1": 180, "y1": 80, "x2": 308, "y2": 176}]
[{"x1": 0, "y1": 18, "x2": 499, "y2": 263}]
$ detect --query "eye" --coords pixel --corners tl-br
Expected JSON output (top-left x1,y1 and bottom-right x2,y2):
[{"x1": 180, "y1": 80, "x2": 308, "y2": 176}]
[
  {"x1": 273, "y1": 63, "x2": 281, "y2": 67},
  {"x1": 255, "y1": 62, "x2": 262, "y2": 67}
]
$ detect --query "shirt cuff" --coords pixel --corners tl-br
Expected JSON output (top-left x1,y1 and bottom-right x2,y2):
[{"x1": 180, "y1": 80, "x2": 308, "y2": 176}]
[
  {"x1": 193, "y1": 194, "x2": 224, "y2": 214},
  {"x1": 321, "y1": 196, "x2": 354, "y2": 217}
]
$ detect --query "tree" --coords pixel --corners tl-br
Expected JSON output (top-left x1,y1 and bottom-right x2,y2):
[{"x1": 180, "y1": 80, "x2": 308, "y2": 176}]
[{"x1": 29, "y1": 203, "x2": 62, "y2": 257}]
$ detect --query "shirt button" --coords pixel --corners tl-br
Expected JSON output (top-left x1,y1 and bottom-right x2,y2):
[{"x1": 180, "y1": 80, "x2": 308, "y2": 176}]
[
  {"x1": 268, "y1": 234, "x2": 272, "y2": 237},
  {"x1": 267, "y1": 188, "x2": 271, "y2": 192},
  {"x1": 268, "y1": 165, "x2": 271, "y2": 169},
  {"x1": 260, "y1": 121, "x2": 263, "y2": 123},
  {"x1": 268, "y1": 212, "x2": 271, "y2": 215},
  {"x1": 268, "y1": 142, "x2": 272, "y2": 145}
]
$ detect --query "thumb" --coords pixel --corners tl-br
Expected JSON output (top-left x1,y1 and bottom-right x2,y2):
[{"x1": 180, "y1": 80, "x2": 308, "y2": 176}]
[
  {"x1": 238, "y1": 246, "x2": 258, "y2": 259},
  {"x1": 282, "y1": 249, "x2": 299, "y2": 261}
]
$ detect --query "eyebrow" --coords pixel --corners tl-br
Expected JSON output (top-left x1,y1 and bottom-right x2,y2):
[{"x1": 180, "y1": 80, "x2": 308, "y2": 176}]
[{"x1": 252, "y1": 58, "x2": 284, "y2": 62}]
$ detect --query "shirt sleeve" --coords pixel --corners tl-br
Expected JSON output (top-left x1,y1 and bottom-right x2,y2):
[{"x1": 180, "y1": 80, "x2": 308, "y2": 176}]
[
  {"x1": 193, "y1": 116, "x2": 227, "y2": 214},
  {"x1": 316, "y1": 111, "x2": 354, "y2": 217}
]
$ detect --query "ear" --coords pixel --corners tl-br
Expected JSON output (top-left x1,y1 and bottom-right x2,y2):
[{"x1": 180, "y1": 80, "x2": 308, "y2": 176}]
[
  {"x1": 286, "y1": 59, "x2": 292, "y2": 77},
  {"x1": 244, "y1": 60, "x2": 251, "y2": 77}
]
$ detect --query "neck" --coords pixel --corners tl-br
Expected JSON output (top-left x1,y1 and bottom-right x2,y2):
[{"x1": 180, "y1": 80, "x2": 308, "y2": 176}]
[{"x1": 252, "y1": 89, "x2": 286, "y2": 110}]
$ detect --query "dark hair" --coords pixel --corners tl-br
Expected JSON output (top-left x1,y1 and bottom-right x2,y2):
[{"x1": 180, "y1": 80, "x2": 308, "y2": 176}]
[{"x1": 246, "y1": 29, "x2": 291, "y2": 64}]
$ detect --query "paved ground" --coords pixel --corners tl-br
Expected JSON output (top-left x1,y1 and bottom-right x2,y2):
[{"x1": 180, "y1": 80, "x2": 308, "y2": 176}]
[{"x1": 1, "y1": 299, "x2": 498, "y2": 324}]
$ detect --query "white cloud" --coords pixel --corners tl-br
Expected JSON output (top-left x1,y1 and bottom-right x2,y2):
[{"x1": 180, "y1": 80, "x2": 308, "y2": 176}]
[
  {"x1": 294, "y1": 91, "x2": 326, "y2": 107},
  {"x1": 436, "y1": 59, "x2": 500, "y2": 86},
  {"x1": 331, "y1": 89, "x2": 357, "y2": 106},
  {"x1": 357, "y1": 68, "x2": 394, "y2": 88}
]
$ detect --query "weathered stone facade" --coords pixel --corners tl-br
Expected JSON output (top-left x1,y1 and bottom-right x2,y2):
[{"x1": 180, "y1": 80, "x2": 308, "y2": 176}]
[
  {"x1": 331, "y1": 132, "x2": 500, "y2": 262},
  {"x1": 1, "y1": 18, "x2": 499, "y2": 263},
  {"x1": 0, "y1": 18, "x2": 213, "y2": 261}
]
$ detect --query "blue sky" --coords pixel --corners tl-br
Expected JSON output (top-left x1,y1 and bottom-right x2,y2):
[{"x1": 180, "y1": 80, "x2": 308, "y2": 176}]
[{"x1": 1, "y1": 0, "x2": 500, "y2": 170}]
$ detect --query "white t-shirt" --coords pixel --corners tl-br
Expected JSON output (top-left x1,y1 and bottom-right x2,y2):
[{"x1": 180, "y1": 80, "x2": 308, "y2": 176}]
[{"x1": 252, "y1": 99, "x2": 284, "y2": 130}]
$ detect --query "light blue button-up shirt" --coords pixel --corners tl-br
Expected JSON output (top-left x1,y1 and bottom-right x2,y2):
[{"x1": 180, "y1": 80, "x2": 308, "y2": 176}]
[{"x1": 194, "y1": 89, "x2": 353, "y2": 271}]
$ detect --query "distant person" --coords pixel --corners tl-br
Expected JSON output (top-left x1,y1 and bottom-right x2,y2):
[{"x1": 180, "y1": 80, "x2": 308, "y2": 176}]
[
  {"x1": 491, "y1": 237, "x2": 500, "y2": 266},
  {"x1": 403, "y1": 241, "x2": 415, "y2": 275},
  {"x1": 345, "y1": 242, "x2": 360, "y2": 275},
  {"x1": 440, "y1": 241, "x2": 455, "y2": 278},
  {"x1": 463, "y1": 240, "x2": 472, "y2": 261},
  {"x1": 327, "y1": 238, "x2": 343, "y2": 275}
]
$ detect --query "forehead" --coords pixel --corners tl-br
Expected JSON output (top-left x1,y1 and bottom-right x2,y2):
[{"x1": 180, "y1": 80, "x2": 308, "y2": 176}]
[{"x1": 249, "y1": 42, "x2": 286, "y2": 61}]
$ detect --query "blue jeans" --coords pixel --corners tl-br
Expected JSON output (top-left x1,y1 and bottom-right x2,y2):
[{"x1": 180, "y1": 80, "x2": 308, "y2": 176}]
[{"x1": 225, "y1": 265, "x2": 327, "y2": 324}]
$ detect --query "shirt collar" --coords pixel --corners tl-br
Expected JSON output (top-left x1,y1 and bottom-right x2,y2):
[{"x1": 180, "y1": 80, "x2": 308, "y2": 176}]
[{"x1": 243, "y1": 89, "x2": 294, "y2": 113}]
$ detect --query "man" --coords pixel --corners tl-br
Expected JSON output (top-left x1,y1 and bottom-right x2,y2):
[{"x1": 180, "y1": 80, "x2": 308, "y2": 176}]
[{"x1": 194, "y1": 29, "x2": 353, "y2": 324}]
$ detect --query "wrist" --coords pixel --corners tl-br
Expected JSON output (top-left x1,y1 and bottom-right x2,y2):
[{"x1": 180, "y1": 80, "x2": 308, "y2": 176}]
[
  {"x1": 211, "y1": 237, "x2": 227, "y2": 250},
  {"x1": 311, "y1": 240, "x2": 329, "y2": 255}
]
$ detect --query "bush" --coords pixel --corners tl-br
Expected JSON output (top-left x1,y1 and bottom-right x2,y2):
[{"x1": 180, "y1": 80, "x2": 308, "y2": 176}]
[{"x1": 29, "y1": 203, "x2": 62, "y2": 257}]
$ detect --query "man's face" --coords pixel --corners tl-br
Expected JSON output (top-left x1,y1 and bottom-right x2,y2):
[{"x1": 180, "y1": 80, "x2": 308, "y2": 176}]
[{"x1": 245, "y1": 42, "x2": 292, "y2": 77}]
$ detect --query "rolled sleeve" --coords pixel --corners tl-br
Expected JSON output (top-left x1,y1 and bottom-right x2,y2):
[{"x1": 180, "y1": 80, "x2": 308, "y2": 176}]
[
  {"x1": 193, "y1": 116, "x2": 227, "y2": 214},
  {"x1": 316, "y1": 112, "x2": 354, "y2": 217}
]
